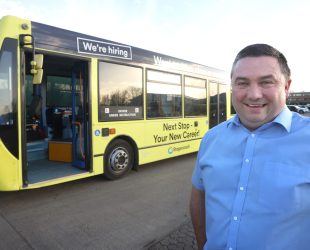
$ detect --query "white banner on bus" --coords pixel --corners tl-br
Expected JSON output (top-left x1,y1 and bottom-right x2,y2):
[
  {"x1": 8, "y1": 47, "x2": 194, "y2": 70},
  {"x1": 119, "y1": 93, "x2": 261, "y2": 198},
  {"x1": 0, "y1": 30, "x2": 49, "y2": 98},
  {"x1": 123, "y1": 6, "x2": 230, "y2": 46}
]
[{"x1": 77, "y1": 37, "x2": 132, "y2": 60}]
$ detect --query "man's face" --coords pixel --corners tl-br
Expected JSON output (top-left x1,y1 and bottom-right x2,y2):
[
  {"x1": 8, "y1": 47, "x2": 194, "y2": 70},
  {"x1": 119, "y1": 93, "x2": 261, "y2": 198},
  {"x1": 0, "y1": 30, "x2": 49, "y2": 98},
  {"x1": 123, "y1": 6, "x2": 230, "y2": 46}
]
[{"x1": 231, "y1": 56, "x2": 291, "y2": 130}]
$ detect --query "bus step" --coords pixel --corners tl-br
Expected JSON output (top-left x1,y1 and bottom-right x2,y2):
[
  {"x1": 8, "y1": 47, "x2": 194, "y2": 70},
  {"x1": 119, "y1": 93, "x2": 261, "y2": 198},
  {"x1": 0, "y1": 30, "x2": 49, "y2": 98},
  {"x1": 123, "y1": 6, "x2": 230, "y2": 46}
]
[{"x1": 27, "y1": 140, "x2": 48, "y2": 161}]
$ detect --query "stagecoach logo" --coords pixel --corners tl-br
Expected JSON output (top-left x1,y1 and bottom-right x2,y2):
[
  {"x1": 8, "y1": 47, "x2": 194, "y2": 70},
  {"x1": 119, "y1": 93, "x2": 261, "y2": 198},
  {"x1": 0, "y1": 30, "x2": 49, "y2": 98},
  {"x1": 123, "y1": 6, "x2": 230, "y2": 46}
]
[
  {"x1": 77, "y1": 37, "x2": 132, "y2": 60},
  {"x1": 168, "y1": 145, "x2": 190, "y2": 154},
  {"x1": 168, "y1": 147, "x2": 174, "y2": 154}
]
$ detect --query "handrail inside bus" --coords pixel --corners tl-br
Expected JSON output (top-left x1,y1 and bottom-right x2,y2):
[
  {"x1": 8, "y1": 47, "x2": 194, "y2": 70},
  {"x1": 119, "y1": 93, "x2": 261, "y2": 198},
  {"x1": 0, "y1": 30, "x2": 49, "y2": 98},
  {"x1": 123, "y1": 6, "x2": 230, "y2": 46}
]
[{"x1": 72, "y1": 121, "x2": 85, "y2": 160}]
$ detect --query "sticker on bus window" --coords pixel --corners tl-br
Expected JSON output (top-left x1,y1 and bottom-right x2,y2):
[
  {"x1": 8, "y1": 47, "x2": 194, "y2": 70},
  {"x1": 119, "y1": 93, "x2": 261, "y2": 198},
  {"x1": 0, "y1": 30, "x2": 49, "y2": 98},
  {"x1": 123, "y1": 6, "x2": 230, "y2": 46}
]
[{"x1": 100, "y1": 106, "x2": 143, "y2": 121}]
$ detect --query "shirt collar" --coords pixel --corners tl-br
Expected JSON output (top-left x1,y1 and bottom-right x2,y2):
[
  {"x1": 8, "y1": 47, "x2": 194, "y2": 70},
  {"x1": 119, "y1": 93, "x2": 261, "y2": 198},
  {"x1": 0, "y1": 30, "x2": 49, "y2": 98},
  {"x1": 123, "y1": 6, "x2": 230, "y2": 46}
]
[
  {"x1": 272, "y1": 106, "x2": 292, "y2": 132},
  {"x1": 228, "y1": 106, "x2": 292, "y2": 132},
  {"x1": 230, "y1": 114, "x2": 241, "y2": 127}
]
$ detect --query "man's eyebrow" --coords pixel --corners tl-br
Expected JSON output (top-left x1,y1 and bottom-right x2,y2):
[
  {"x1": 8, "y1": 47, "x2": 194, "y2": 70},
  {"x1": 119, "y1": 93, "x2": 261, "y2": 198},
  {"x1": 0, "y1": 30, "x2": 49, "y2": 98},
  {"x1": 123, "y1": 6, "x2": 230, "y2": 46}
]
[
  {"x1": 259, "y1": 75, "x2": 276, "y2": 80},
  {"x1": 233, "y1": 77, "x2": 249, "y2": 81},
  {"x1": 233, "y1": 75, "x2": 276, "y2": 81}
]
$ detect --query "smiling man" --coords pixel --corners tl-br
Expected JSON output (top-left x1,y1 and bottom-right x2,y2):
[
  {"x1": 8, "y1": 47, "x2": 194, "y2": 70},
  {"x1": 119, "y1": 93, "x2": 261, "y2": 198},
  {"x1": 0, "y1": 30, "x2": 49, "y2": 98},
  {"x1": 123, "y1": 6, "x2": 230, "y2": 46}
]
[
  {"x1": 190, "y1": 44, "x2": 310, "y2": 250},
  {"x1": 231, "y1": 48, "x2": 291, "y2": 131}
]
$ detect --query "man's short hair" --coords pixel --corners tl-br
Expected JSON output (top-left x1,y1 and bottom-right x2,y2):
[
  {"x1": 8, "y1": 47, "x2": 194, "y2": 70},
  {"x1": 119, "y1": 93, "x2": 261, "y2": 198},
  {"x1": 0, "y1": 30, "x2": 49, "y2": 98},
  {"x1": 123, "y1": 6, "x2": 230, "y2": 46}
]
[{"x1": 231, "y1": 44, "x2": 291, "y2": 80}]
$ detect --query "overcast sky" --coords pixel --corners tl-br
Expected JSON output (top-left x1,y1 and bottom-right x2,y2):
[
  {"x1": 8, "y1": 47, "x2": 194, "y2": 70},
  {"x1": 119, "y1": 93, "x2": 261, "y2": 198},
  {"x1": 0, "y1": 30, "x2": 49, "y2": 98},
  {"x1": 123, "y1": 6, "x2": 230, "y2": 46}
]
[{"x1": 1, "y1": 0, "x2": 309, "y2": 91}]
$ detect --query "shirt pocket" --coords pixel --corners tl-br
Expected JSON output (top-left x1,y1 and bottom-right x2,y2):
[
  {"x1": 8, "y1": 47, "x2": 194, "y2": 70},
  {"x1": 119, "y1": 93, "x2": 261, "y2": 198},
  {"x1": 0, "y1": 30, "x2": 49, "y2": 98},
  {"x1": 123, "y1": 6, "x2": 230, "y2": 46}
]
[{"x1": 259, "y1": 162, "x2": 310, "y2": 214}]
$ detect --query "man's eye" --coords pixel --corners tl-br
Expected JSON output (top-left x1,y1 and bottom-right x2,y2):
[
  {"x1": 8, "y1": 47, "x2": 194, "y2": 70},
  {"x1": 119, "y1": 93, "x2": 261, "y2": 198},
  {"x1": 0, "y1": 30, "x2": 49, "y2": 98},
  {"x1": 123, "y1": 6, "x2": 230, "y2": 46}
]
[
  {"x1": 234, "y1": 82, "x2": 248, "y2": 88},
  {"x1": 261, "y1": 81, "x2": 274, "y2": 87}
]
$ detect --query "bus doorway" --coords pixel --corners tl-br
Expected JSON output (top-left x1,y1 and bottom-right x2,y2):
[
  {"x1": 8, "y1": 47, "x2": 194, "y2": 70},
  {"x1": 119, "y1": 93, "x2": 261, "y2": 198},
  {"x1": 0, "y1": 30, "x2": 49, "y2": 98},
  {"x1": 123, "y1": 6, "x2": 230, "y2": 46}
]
[
  {"x1": 23, "y1": 53, "x2": 90, "y2": 185},
  {"x1": 209, "y1": 82, "x2": 227, "y2": 129}
]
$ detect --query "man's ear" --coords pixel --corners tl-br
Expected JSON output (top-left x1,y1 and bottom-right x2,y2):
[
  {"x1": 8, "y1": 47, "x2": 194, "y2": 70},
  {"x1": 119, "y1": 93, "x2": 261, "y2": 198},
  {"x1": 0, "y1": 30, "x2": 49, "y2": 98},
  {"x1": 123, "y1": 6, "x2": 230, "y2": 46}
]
[{"x1": 285, "y1": 79, "x2": 292, "y2": 97}]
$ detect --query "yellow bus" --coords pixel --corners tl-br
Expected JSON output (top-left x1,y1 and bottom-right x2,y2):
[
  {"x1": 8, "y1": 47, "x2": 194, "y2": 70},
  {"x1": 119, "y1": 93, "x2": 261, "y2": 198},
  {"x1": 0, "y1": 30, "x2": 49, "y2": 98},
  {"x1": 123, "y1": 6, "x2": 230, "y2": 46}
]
[{"x1": 0, "y1": 15, "x2": 231, "y2": 191}]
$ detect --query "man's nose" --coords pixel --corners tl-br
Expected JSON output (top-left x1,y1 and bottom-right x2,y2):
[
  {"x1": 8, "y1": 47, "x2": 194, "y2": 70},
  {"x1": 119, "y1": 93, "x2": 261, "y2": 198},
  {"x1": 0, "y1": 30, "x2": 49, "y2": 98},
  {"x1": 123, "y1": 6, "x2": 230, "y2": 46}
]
[{"x1": 247, "y1": 84, "x2": 263, "y2": 99}]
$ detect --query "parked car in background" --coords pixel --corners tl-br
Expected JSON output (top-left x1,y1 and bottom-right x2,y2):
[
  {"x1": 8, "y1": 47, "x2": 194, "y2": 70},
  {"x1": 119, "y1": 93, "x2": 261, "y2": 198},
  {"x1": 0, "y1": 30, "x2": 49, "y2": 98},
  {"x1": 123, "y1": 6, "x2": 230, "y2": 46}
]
[
  {"x1": 305, "y1": 104, "x2": 310, "y2": 112},
  {"x1": 287, "y1": 105, "x2": 307, "y2": 114},
  {"x1": 299, "y1": 105, "x2": 310, "y2": 112}
]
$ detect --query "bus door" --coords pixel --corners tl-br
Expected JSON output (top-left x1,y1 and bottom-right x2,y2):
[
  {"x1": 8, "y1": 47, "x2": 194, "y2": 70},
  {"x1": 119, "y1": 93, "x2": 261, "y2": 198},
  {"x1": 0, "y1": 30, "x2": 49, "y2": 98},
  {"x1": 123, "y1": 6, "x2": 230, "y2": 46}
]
[
  {"x1": 219, "y1": 83, "x2": 227, "y2": 123},
  {"x1": 71, "y1": 63, "x2": 89, "y2": 169},
  {"x1": 22, "y1": 53, "x2": 90, "y2": 185},
  {"x1": 209, "y1": 82, "x2": 227, "y2": 128}
]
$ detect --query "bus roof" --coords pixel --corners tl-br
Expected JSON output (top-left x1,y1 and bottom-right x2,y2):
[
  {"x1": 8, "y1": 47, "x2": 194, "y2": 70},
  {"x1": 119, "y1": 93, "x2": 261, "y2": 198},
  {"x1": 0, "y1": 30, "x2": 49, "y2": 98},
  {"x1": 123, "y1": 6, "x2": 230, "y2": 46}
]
[
  {"x1": 0, "y1": 15, "x2": 227, "y2": 80},
  {"x1": 30, "y1": 20, "x2": 227, "y2": 80}
]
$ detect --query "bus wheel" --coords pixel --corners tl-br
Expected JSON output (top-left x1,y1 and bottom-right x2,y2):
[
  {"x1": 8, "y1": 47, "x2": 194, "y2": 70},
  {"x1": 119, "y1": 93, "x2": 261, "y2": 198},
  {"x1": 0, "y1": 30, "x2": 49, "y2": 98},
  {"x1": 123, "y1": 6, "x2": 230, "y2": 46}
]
[{"x1": 104, "y1": 139, "x2": 134, "y2": 180}]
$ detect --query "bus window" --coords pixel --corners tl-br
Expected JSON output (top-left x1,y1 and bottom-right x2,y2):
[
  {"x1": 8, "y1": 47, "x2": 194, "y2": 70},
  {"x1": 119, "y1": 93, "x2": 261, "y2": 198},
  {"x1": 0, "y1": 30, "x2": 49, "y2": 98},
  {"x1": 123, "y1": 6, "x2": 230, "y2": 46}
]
[
  {"x1": 0, "y1": 42, "x2": 15, "y2": 126},
  {"x1": 184, "y1": 76, "x2": 207, "y2": 117},
  {"x1": 146, "y1": 70, "x2": 181, "y2": 118},
  {"x1": 0, "y1": 38, "x2": 18, "y2": 158},
  {"x1": 98, "y1": 62, "x2": 143, "y2": 121},
  {"x1": 47, "y1": 76, "x2": 81, "y2": 108}
]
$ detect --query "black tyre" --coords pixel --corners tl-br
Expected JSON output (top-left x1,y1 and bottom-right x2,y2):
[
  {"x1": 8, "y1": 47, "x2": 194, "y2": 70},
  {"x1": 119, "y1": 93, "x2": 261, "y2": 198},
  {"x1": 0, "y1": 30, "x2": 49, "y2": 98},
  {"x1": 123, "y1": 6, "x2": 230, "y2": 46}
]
[{"x1": 104, "y1": 139, "x2": 134, "y2": 180}]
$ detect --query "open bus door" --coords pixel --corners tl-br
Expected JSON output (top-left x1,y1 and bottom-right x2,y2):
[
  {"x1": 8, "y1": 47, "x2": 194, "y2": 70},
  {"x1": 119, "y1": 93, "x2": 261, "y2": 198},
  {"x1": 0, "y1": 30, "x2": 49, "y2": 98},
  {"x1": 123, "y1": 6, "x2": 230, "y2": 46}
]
[{"x1": 22, "y1": 52, "x2": 90, "y2": 186}]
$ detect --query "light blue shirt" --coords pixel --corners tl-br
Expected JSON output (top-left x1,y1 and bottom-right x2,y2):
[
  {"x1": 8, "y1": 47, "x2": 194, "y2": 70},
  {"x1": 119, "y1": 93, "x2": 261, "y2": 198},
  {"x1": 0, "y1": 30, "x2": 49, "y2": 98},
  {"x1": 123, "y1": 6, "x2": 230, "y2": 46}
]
[{"x1": 192, "y1": 107, "x2": 310, "y2": 250}]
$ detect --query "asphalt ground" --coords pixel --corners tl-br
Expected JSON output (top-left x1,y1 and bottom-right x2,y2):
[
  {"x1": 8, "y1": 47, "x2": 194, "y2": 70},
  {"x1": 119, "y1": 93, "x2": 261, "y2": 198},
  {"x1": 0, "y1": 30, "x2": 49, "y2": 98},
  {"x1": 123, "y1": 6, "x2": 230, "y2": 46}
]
[
  {"x1": 0, "y1": 153, "x2": 198, "y2": 250},
  {"x1": 146, "y1": 218, "x2": 197, "y2": 250}
]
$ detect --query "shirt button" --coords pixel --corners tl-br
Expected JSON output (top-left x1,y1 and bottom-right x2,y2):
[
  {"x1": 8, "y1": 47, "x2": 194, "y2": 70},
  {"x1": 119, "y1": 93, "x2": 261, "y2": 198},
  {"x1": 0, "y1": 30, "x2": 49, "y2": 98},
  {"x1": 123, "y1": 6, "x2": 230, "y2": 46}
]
[
  {"x1": 229, "y1": 248, "x2": 233, "y2": 250},
  {"x1": 245, "y1": 159, "x2": 249, "y2": 163},
  {"x1": 239, "y1": 186, "x2": 244, "y2": 191},
  {"x1": 233, "y1": 216, "x2": 238, "y2": 221},
  {"x1": 251, "y1": 133, "x2": 255, "y2": 137}
]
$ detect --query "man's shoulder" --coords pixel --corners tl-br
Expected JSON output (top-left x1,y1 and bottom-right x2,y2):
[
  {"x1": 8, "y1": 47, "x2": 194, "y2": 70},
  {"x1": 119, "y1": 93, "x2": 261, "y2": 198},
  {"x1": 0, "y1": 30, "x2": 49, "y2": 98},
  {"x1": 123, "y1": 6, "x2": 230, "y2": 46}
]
[
  {"x1": 203, "y1": 118, "x2": 233, "y2": 140},
  {"x1": 291, "y1": 113, "x2": 310, "y2": 128},
  {"x1": 288, "y1": 113, "x2": 310, "y2": 141},
  {"x1": 198, "y1": 118, "x2": 239, "y2": 158}
]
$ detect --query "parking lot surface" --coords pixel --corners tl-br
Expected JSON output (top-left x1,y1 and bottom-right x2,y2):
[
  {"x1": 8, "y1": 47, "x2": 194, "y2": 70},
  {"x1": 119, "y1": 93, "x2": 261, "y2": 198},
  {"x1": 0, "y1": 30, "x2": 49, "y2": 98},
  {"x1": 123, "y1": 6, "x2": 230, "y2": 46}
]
[{"x1": 0, "y1": 154, "x2": 197, "y2": 250}]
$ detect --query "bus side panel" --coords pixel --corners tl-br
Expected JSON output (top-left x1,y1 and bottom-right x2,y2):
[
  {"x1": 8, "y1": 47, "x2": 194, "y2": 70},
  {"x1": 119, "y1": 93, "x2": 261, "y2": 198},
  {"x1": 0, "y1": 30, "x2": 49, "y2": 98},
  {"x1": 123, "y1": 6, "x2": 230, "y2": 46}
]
[
  {"x1": 0, "y1": 140, "x2": 20, "y2": 191},
  {"x1": 92, "y1": 121, "x2": 145, "y2": 155},
  {"x1": 138, "y1": 139, "x2": 200, "y2": 165},
  {"x1": 139, "y1": 117, "x2": 208, "y2": 164},
  {"x1": 93, "y1": 155, "x2": 104, "y2": 174}
]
